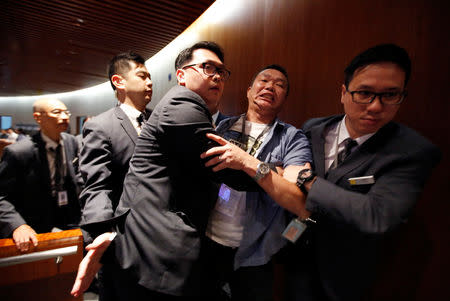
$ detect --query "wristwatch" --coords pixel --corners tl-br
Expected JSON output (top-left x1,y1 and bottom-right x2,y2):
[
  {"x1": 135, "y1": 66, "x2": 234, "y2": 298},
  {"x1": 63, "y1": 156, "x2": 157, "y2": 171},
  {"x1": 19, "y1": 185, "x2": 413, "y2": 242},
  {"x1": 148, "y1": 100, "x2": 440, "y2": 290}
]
[
  {"x1": 296, "y1": 168, "x2": 316, "y2": 195},
  {"x1": 253, "y1": 162, "x2": 271, "y2": 181}
]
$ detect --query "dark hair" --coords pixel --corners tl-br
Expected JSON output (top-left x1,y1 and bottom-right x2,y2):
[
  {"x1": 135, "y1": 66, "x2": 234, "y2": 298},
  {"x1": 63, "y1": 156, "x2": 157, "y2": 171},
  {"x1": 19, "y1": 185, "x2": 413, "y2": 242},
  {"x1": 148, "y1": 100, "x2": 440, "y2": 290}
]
[
  {"x1": 108, "y1": 51, "x2": 146, "y2": 90},
  {"x1": 175, "y1": 41, "x2": 225, "y2": 70},
  {"x1": 344, "y1": 44, "x2": 411, "y2": 88},
  {"x1": 250, "y1": 64, "x2": 290, "y2": 95}
]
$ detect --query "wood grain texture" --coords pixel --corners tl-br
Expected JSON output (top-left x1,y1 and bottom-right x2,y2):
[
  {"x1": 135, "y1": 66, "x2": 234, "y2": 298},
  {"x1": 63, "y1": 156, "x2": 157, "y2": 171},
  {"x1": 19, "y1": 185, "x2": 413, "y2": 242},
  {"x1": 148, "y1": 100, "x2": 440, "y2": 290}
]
[
  {"x1": 184, "y1": 0, "x2": 449, "y2": 299},
  {"x1": 0, "y1": 229, "x2": 83, "y2": 300}
]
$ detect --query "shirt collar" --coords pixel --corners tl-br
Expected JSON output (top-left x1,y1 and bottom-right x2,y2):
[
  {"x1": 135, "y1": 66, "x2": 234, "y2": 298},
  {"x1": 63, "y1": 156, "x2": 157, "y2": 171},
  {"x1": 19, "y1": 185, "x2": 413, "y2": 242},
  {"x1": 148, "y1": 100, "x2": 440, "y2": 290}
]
[
  {"x1": 41, "y1": 132, "x2": 61, "y2": 150},
  {"x1": 211, "y1": 111, "x2": 219, "y2": 124},
  {"x1": 120, "y1": 103, "x2": 144, "y2": 121}
]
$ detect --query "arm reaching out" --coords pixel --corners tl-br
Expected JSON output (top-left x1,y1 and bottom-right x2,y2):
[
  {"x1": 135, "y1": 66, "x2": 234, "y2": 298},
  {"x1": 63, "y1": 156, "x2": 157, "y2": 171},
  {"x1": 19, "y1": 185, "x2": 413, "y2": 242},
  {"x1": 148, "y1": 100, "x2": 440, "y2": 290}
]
[
  {"x1": 201, "y1": 133, "x2": 311, "y2": 219},
  {"x1": 71, "y1": 232, "x2": 116, "y2": 297}
]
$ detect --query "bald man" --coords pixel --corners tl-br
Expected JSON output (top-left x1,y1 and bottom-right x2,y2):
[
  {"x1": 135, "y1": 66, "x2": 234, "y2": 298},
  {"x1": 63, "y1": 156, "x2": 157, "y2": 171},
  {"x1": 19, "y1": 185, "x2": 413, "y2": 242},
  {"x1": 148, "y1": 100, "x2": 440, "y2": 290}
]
[{"x1": 0, "y1": 98, "x2": 81, "y2": 251}]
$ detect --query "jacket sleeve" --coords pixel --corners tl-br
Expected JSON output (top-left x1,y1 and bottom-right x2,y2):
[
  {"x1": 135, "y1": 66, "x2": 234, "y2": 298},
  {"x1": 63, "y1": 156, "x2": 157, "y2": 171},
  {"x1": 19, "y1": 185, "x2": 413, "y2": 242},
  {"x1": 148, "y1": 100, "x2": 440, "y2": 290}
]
[
  {"x1": 0, "y1": 147, "x2": 27, "y2": 237},
  {"x1": 307, "y1": 143, "x2": 441, "y2": 234},
  {"x1": 78, "y1": 119, "x2": 117, "y2": 235},
  {"x1": 159, "y1": 95, "x2": 257, "y2": 191}
]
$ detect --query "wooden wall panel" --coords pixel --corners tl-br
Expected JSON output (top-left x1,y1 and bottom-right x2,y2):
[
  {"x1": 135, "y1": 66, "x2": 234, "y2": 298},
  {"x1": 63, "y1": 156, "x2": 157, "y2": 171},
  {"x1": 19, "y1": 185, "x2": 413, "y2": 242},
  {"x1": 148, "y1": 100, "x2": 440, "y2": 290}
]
[{"x1": 187, "y1": 0, "x2": 449, "y2": 299}]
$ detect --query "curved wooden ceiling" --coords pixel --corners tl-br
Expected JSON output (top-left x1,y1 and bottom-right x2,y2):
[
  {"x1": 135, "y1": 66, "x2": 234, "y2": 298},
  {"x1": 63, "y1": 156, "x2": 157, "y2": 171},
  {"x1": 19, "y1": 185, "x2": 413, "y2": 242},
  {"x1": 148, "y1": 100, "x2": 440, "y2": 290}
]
[{"x1": 0, "y1": 0, "x2": 215, "y2": 96}]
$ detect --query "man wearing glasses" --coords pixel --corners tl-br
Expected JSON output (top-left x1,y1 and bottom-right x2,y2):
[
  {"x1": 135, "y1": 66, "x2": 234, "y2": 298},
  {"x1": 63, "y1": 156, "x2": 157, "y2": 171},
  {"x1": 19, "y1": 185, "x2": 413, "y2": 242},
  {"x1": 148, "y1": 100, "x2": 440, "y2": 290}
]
[
  {"x1": 283, "y1": 44, "x2": 441, "y2": 300},
  {"x1": 0, "y1": 97, "x2": 81, "y2": 251},
  {"x1": 72, "y1": 41, "x2": 254, "y2": 300}
]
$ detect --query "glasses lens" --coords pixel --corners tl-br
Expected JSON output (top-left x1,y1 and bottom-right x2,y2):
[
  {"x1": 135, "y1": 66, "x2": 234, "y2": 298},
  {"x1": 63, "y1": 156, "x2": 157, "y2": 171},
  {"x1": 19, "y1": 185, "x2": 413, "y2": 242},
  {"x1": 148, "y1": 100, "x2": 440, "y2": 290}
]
[
  {"x1": 218, "y1": 69, "x2": 230, "y2": 81},
  {"x1": 202, "y1": 63, "x2": 216, "y2": 76},
  {"x1": 49, "y1": 110, "x2": 71, "y2": 117},
  {"x1": 352, "y1": 91, "x2": 373, "y2": 104},
  {"x1": 381, "y1": 92, "x2": 402, "y2": 105}
]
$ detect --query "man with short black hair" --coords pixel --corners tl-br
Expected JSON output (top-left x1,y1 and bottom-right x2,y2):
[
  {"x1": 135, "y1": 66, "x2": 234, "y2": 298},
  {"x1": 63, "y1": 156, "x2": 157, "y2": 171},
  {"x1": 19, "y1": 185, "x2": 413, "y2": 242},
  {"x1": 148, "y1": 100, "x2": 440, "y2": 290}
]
[
  {"x1": 72, "y1": 41, "x2": 253, "y2": 300},
  {"x1": 283, "y1": 44, "x2": 441, "y2": 301},
  {"x1": 78, "y1": 51, "x2": 152, "y2": 300},
  {"x1": 202, "y1": 64, "x2": 311, "y2": 301},
  {"x1": 0, "y1": 98, "x2": 81, "y2": 251}
]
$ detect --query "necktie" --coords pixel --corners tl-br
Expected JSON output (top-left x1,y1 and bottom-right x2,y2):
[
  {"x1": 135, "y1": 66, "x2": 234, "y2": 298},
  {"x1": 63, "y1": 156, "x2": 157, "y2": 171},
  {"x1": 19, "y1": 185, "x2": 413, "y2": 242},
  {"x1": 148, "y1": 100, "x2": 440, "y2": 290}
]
[
  {"x1": 137, "y1": 113, "x2": 145, "y2": 127},
  {"x1": 337, "y1": 138, "x2": 358, "y2": 166},
  {"x1": 53, "y1": 144, "x2": 63, "y2": 193}
]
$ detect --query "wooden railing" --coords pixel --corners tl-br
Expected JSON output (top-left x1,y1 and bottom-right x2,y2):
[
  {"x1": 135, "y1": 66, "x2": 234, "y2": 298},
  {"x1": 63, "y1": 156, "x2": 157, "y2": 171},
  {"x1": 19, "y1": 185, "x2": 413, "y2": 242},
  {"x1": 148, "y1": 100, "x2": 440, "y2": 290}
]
[{"x1": 0, "y1": 229, "x2": 83, "y2": 301}]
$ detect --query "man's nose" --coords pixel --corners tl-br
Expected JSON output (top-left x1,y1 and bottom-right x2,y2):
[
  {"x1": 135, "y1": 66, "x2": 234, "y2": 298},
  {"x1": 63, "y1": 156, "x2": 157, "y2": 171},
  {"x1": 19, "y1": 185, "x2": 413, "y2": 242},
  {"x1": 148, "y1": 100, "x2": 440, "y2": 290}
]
[
  {"x1": 146, "y1": 78, "x2": 153, "y2": 87},
  {"x1": 60, "y1": 112, "x2": 70, "y2": 119},
  {"x1": 367, "y1": 96, "x2": 384, "y2": 112},
  {"x1": 265, "y1": 81, "x2": 275, "y2": 91}
]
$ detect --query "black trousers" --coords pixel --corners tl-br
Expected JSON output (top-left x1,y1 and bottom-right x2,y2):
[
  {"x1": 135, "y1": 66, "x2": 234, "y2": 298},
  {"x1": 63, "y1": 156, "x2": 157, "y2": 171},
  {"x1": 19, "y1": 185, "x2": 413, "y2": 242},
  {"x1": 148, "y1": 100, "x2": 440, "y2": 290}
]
[
  {"x1": 99, "y1": 263, "x2": 203, "y2": 301},
  {"x1": 202, "y1": 237, "x2": 275, "y2": 301}
]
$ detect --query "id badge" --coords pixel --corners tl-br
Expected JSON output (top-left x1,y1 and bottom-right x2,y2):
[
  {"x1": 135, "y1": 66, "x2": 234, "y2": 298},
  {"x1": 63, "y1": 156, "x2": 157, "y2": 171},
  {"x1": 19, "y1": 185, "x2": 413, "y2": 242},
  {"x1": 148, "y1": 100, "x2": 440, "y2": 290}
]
[
  {"x1": 282, "y1": 218, "x2": 307, "y2": 243},
  {"x1": 348, "y1": 175, "x2": 375, "y2": 185},
  {"x1": 214, "y1": 184, "x2": 242, "y2": 217},
  {"x1": 57, "y1": 190, "x2": 68, "y2": 206}
]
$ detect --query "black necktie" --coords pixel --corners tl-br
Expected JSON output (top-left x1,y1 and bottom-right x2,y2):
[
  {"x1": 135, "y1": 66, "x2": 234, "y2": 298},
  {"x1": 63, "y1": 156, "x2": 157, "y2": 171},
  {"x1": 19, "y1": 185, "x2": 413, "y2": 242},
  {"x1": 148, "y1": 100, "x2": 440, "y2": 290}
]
[
  {"x1": 53, "y1": 144, "x2": 63, "y2": 192},
  {"x1": 137, "y1": 113, "x2": 145, "y2": 127},
  {"x1": 337, "y1": 138, "x2": 358, "y2": 166}
]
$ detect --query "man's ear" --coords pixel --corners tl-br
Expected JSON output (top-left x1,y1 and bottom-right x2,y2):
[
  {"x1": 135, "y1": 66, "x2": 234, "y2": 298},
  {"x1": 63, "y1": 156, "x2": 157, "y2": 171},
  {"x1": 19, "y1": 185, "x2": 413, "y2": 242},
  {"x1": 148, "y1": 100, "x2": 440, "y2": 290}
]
[
  {"x1": 176, "y1": 69, "x2": 186, "y2": 86},
  {"x1": 33, "y1": 112, "x2": 42, "y2": 124},
  {"x1": 111, "y1": 74, "x2": 125, "y2": 90},
  {"x1": 247, "y1": 86, "x2": 252, "y2": 99},
  {"x1": 340, "y1": 84, "x2": 347, "y2": 104}
]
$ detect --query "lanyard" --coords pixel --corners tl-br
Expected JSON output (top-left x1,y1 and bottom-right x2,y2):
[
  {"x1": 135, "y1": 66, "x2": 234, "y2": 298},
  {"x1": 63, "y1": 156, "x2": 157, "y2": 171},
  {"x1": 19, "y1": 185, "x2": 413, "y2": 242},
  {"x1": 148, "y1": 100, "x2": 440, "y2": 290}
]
[{"x1": 239, "y1": 114, "x2": 273, "y2": 156}]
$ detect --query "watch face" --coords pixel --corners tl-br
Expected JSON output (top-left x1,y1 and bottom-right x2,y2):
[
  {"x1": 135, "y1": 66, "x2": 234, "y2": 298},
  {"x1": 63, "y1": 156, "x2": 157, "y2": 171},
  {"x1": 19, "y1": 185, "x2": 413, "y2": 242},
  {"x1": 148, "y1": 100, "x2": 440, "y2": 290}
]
[
  {"x1": 260, "y1": 163, "x2": 271, "y2": 174},
  {"x1": 299, "y1": 168, "x2": 312, "y2": 179}
]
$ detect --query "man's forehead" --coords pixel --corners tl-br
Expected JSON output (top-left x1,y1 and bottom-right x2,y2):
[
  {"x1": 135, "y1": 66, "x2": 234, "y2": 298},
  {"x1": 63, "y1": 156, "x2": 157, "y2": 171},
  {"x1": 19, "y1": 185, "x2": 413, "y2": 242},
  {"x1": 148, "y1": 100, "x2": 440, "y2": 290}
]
[
  {"x1": 256, "y1": 69, "x2": 287, "y2": 82},
  {"x1": 47, "y1": 101, "x2": 67, "y2": 111},
  {"x1": 130, "y1": 62, "x2": 148, "y2": 72},
  {"x1": 191, "y1": 48, "x2": 224, "y2": 66},
  {"x1": 35, "y1": 98, "x2": 66, "y2": 112},
  {"x1": 350, "y1": 62, "x2": 405, "y2": 88}
]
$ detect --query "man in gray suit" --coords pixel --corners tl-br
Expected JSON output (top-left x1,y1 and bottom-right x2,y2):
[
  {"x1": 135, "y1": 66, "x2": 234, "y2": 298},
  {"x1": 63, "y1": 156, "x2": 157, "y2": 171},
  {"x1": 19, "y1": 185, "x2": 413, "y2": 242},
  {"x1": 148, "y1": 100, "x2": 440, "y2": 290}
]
[
  {"x1": 0, "y1": 97, "x2": 81, "y2": 251},
  {"x1": 282, "y1": 44, "x2": 441, "y2": 300},
  {"x1": 72, "y1": 41, "x2": 257, "y2": 300},
  {"x1": 78, "y1": 51, "x2": 152, "y2": 300}
]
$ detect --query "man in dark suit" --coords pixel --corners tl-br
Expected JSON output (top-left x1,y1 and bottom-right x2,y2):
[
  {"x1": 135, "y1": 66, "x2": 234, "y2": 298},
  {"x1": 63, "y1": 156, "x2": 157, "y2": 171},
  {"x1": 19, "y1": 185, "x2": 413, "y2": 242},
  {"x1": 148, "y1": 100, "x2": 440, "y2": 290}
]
[
  {"x1": 0, "y1": 97, "x2": 81, "y2": 251},
  {"x1": 283, "y1": 44, "x2": 441, "y2": 300},
  {"x1": 78, "y1": 51, "x2": 152, "y2": 300},
  {"x1": 79, "y1": 51, "x2": 152, "y2": 239},
  {"x1": 72, "y1": 41, "x2": 255, "y2": 300}
]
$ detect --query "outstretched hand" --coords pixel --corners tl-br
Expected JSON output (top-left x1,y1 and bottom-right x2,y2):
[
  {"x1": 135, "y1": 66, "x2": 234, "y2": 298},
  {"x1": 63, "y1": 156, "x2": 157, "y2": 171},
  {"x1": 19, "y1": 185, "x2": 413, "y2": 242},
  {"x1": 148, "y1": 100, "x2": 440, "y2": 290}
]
[
  {"x1": 71, "y1": 232, "x2": 116, "y2": 297},
  {"x1": 201, "y1": 133, "x2": 258, "y2": 172}
]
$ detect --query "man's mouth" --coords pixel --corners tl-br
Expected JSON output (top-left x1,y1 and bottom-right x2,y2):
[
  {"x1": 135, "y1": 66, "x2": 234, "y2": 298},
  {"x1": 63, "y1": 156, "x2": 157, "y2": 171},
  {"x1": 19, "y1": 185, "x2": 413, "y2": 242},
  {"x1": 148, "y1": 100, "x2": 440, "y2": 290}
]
[
  {"x1": 361, "y1": 117, "x2": 380, "y2": 125},
  {"x1": 258, "y1": 93, "x2": 274, "y2": 102}
]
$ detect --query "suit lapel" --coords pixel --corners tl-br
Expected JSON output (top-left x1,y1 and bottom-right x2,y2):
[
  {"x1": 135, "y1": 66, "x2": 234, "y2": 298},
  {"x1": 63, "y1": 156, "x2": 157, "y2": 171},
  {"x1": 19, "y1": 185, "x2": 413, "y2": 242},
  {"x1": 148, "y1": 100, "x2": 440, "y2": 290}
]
[
  {"x1": 308, "y1": 116, "x2": 344, "y2": 177},
  {"x1": 115, "y1": 106, "x2": 138, "y2": 144},
  {"x1": 325, "y1": 146, "x2": 375, "y2": 183},
  {"x1": 61, "y1": 133, "x2": 76, "y2": 182},
  {"x1": 310, "y1": 124, "x2": 326, "y2": 177},
  {"x1": 325, "y1": 122, "x2": 395, "y2": 183}
]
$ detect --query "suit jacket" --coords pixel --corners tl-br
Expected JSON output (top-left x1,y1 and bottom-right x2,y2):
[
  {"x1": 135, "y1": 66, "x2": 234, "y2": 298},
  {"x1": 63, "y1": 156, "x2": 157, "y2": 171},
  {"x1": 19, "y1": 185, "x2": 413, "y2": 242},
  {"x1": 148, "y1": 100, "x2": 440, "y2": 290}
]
[
  {"x1": 0, "y1": 132, "x2": 81, "y2": 237},
  {"x1": 286, "y1": 115, "x2": 441, "y2": 301},
  {"x1": 79, "y1": 106, "x2": 145, "y2": 233},
  {"x1": 83, "y1": 86, "x2": 254, "y2": 296}
]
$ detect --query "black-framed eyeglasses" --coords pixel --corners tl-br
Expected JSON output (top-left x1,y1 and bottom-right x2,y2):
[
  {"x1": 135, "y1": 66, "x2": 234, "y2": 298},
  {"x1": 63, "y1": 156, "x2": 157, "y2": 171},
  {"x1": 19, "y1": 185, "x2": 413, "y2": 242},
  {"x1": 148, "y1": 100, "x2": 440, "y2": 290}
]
[
  {"x1": 347, "y1": 89, "x2": 406, "y2": 105},
  {"x1": 182, "y1": 62, "x2": 231, "y2": 81},
  {"x1": 42, "y1": 109, "x2": 72, "y2": 117}
]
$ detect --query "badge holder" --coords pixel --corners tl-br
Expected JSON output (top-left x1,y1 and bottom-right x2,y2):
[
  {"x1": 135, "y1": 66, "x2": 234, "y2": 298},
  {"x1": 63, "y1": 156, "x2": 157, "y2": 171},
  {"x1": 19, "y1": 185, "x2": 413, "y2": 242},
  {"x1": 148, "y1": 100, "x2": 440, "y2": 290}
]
[
  {"x1": 282, "y1": 218, "x2": 307, "y2": 243},
  {"x1": 57, "y1": 190, "x2": 68, "y2": 206},
  {"x1": 282, "y1": 217, "x2": 316, "y2": 243}
]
